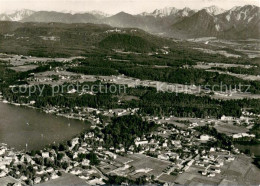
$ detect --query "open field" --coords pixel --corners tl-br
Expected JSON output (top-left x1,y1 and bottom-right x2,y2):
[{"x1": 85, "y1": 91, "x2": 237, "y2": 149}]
[
  {"x1": 157, "y1": 174, "x2": 177, "y2": 183},
  {"x1": 38, "y1": 173, "x2": 87, "y2": 186},
  {"x1": 111, "y1": 153, "x2": 173, "y2": 179},
  {"x1": 174, "y1": 154, "x2": 260, "y2": 185},
  {"x1": 0, "y1": 176, "x2": 20, "y2": 185},
  {"x1": 214, "y1": 123, "x2": 249, "y2": 135},
  {"x1": 127, "y1": 154, "x2": 172, "y2": 178},
  {"x1": 9, "y1": 65, "x2": 38, "y2": 72},
  {"x1": 194, "y1": 62, "x2": 254, "y2": 70},
  {"x1": 207, "y1": 69, "x2": 260, "y2": 81},
  {"x1": 27, "y1": 68, "x2": 260, "y2": 101},
  {"x1": 0, "y1": 53, "x2": 83, "y2": 66},
  {"x1": 192, "y1": 39, "x2": 260, "y2": 59},
  {"x1": 193, "y1": 48, "x2": 241, "y2": 58}
]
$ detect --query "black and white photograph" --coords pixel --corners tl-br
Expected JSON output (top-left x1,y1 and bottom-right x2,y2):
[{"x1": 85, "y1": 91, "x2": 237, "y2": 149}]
[{"x1": 0, "y1": 0, "x2": 259, "y2": 185}]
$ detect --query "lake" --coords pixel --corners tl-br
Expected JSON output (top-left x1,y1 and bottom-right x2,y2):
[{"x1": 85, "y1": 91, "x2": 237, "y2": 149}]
[{"x1": 0, "y1": 102, "x2": 88, "y2": 151}]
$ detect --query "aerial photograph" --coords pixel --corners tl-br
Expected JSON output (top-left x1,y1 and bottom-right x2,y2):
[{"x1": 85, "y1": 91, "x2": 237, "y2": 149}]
[{"x1": 0, "y1": 0, "x2": 259, "y2": 185}]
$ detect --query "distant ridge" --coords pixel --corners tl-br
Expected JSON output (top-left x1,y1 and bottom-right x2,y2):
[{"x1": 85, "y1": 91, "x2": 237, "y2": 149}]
[{"x1": 0, "y1": 5, "x2": 259, "y2": 39}]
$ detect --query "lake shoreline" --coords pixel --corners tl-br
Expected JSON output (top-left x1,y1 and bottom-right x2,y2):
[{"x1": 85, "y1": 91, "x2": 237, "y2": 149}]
[{"x1": 0, "y1": 102, "x2": 89, "y2": 151}]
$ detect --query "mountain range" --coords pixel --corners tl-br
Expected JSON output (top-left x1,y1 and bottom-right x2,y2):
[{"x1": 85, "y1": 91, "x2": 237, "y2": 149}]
[
  {"x1": 0, "y1": 5, "x2": 259, "y2": 39},
  {"x1": 0, "y1": 9, "x2": 35, "y2": 21}
]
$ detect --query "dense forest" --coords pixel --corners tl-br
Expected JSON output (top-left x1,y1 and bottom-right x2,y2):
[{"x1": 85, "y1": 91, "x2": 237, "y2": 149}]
[
  {"x1": 99, "y1": 34, "x2": 158, "y2": 52},
  {"x1": 124, "y1": 88, "x2": 260, "y2": 118},
  {"x1": 102, "y1": 115, "x2": 157, "y2": 150},
  {"x1": 1, "y1": 42, "x2": 260, "y2": 119},
  {"x1": 195, "y1": 125, "x2": 233, "y2": 150},
  {"x1": 1, "y1": 60, "x2": 259, "y2": 119},
  {"x1": 3, "y1": 75, "x2": 260, "y2": 119},
  {"x1": 67, "y1": 55, "x2": 260, "y2": 93}
]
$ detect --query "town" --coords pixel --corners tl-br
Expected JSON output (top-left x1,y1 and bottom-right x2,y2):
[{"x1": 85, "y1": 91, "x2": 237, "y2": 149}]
[{"x1": 0, "y1": 94, "x2": 259, "y2": 185}]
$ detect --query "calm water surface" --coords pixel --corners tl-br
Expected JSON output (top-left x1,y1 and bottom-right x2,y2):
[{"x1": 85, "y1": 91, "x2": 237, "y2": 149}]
[{"x1": 0, "y1": 103, "x2": 88, "y2": 150}]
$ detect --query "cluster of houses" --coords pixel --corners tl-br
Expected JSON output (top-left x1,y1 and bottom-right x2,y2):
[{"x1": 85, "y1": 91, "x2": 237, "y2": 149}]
[
  {"x1": 233, "y1": 133, "x2": 256, "y2": 139},
  {"x1": 0, "y1": 133, "x2": 107, "y2": 185},
  {"x1": 1, "y1": 84, "x2": 257, "y2": 185},
  {"x1": 0, "y1": 106, "x2": 251, "y2": 185},
  {"x1": 43, "y1": 106, "x2": 139, "y2": 123},
  {"x1": 105, "y1": 28, "x2": 125, "y2": 34},
  {"x1": 0, "y1": 144, "x2": 62, "y2": 185},
  {"x1": 80, "y1": 121, "x2": 238, "y2": 181},
  {"x1": 199, "y1": 153, "x2": 236, "y2": 178}
]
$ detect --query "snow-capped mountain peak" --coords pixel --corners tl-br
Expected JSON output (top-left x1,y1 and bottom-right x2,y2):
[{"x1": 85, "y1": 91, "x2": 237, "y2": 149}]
[
  {"x1": 140, "y1": 7, "x2": 179, "y2": 17},
  {"x1": 140, "y1": 7, "x2": 196, "y2": 18},
  {"x1": 152, "y1": 7, "x2": 179, "y2": 17},
  {"x1": 223, "y1": 5, "x2": 259, "y2": 22},
  {"x1": 178, "y1": 7, "x2": 194, "y2": 17},
  {"x1": 60, "y1": 10, "x2": 81, "y2": 14},
  {"x1": 230, "y1": 6, "x2": 241, "y2": 12},
  {"x1": 203, "y1": 5, "x2": 226, "y2": 15},
  {"x1": 12, "y1": 9, "x2": 35, "y2": 21},
  {"x1": 87, "y1": 10, "x2": 110, "y2": 18},
  {"x1": 0, "y1": 9, "x2": 35, "y2": 21}
]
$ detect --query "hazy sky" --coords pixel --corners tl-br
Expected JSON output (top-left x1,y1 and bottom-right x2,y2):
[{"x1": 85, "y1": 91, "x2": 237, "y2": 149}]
[{"x1": 0, "y1": 0, "x2": 259, "y2": 14}]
